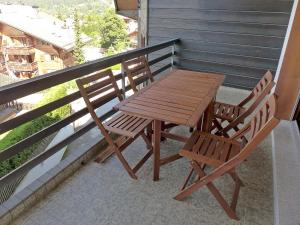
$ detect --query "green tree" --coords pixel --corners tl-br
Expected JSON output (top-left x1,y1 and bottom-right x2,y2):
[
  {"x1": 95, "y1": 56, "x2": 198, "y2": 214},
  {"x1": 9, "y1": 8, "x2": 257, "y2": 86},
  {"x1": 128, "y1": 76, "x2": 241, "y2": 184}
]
[
  {"x1": 98, "y1": 8, "x2": 129, "y2": 51},
  {"x1": 81, "y1": 10, "x2": 103, "y2": 46},
  {"x1": 73, "y1": 8, "x2": 85, "y2": 65}
]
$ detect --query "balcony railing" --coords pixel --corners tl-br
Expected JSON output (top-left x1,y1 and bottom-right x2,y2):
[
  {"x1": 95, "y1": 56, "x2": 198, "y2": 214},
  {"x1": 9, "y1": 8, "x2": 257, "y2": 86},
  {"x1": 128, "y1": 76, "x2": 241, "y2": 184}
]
[
  {"x1": 7, "y1": 61, "x2": 38, "y2": 72},
  {"x1": 3, "y1": 46, "x2": 35, "y2": 55},
  {"x1": 0, "y1": 38, "x2": 180, "y2": 202}
]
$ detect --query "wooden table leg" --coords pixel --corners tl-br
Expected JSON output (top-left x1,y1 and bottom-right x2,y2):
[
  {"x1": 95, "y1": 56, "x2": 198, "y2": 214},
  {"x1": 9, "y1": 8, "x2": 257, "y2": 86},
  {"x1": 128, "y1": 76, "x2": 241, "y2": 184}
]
[
  {"x1": 153, "y1": 119, "x2": 161, "y2": 181},
  {"x1": 202, "y1": 98, "x2": 215, "y2": 132}
]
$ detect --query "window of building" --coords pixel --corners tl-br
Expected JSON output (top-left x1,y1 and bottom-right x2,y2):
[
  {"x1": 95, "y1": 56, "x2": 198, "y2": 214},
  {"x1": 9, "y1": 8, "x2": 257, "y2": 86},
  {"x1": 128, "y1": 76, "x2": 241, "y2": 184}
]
[{"x1": 50, "y1": 55, "x2": 55, "y2": 61}]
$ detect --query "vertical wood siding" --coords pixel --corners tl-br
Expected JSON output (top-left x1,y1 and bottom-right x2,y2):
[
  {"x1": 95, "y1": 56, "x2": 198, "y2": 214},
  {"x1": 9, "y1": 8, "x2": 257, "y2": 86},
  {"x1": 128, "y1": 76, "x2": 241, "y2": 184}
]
[{"x1": 148, "y1": 0, "x2": 293, "y2": 89}]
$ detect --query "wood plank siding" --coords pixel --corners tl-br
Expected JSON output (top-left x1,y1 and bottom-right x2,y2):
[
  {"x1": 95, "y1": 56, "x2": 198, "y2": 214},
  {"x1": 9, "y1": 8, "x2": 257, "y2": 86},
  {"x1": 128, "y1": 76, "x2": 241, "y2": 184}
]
[{"x1": 147, "y1": 0, "x2": 293, "y2": 89}]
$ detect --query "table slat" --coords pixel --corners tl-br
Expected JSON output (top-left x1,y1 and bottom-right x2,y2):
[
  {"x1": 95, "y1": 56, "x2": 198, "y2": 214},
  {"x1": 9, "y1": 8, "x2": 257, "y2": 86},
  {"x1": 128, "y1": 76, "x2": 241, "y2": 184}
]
[{"x1": 117, "y1": 69, "x2": 225, "y2": 127}]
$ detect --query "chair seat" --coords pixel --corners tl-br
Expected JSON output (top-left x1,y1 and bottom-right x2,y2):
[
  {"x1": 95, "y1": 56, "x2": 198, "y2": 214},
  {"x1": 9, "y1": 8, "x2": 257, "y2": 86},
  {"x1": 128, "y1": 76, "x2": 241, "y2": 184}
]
[
  {"x1": 104, "y1": 112, "x2": 152, "y2": 138},
  {"x1": 179, "y1": 131, "x2": 241, "y2": 167},
  {"x1": 214, "y1": 102, "x2": 245, "y2": 122}
]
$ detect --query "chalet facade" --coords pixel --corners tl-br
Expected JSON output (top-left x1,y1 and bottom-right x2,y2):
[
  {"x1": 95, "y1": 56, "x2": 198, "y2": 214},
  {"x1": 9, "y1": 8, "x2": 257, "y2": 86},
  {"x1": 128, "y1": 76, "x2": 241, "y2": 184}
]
[{"x1": 0, "y1": 4, "x2": 90, "y2": 78}]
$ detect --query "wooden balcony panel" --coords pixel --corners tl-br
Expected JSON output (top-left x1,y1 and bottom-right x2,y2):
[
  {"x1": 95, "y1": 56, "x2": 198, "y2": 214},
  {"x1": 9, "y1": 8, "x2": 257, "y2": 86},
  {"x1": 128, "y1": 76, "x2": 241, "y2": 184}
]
[
  {"x1": 8, "y1": 61, "x2": 38, "y2": 72},
  {"x1": 4, "y1": 46, "x2": 35, "y2": 55}
]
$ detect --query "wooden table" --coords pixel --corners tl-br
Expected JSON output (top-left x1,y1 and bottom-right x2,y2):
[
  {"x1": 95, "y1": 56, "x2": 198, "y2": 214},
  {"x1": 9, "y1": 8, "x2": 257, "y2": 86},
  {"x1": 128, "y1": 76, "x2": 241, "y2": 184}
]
[{"x1": 115, "y1": 69, "x2": 225, "y2": 181}]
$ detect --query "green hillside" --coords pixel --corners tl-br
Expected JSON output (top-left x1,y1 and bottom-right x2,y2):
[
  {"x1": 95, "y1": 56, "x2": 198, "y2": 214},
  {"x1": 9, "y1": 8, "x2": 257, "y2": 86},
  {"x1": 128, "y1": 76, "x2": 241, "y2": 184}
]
[{"x1": 0, "y1": 0, "x2": 113, "y2": 15}]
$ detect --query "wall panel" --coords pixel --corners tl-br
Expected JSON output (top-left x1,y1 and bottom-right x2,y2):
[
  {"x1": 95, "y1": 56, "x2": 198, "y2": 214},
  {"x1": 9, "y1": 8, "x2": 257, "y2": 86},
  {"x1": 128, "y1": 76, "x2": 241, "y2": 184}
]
[{"x1": 148, "y1": 0, "x2": 293, "y2": 89}]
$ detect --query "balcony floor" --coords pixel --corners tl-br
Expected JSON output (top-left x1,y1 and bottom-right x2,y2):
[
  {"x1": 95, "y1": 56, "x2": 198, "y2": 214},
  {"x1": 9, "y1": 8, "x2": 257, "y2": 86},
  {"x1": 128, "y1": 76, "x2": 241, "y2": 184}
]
[{"x1": 12, "y1": 87, "x2": 274, "y2": 225}]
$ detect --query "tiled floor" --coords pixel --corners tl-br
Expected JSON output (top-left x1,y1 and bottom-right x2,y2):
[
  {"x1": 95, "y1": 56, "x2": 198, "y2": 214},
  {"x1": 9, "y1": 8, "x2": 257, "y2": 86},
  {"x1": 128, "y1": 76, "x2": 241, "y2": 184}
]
[{"x1": 11, "y1": 87, "x2": 275, "y2": 225}]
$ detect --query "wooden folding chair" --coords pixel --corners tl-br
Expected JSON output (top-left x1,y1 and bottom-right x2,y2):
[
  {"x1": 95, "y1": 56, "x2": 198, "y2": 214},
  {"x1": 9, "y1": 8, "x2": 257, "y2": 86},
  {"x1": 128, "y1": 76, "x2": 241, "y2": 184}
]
[
  {"x1": 212, "y1": 71, "x2": 275, "y2": 141},
  {"x1": 76, "y1": 69, "x2": 153, "y2": 179},
  {"x1": 122, "y1": 56, "x2": 154, "y2": 93},
  {"x1": 174, "y1": 94, "x2": 280, "y2": 220}
]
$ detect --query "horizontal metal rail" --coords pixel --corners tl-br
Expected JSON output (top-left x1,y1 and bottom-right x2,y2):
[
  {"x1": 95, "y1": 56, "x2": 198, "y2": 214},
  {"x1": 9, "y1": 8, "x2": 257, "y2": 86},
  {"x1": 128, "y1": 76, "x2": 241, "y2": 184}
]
[
  {"x1": 148, "y1": 52, "x2": 174, "y2": 66},
  {"x1": 0, "y1": 52, "x2": 176, "y2": 134},
  {"x1": 0, "y1": 64, "x2": 172, "y2": 184},
  {"x1": 0, "y1": 39, "x2": 178, "y2": 185},
  {"x1": 0, "y1": 109, "x2": 115, "y2": 185},
  {"x1": 0, "y1": 63, "x2": 171, "y2": 162},
  {"x1": 0, "y1": 39, "x2": 180, "y2": 105}
]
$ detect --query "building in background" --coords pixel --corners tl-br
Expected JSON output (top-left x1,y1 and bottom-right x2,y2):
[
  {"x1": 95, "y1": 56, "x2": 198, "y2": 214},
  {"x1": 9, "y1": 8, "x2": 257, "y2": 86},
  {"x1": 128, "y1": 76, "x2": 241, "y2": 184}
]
[
  {"x1": 0, "y1": 4, "x2": 91, "y2": 78},
  {"x1": 119, "y1": 15, "x2": 138, "y2": 48},
  {"x1": 114, "y1": 0, "x2": 141, "y2": 47}
]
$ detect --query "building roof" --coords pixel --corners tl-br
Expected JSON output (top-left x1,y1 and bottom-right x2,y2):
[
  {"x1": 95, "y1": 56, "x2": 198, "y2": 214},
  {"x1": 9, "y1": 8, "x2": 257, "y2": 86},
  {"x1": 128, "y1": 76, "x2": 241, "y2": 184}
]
[
  {"x1": 114, "y1": 0, "x2": 138, "y2": 20},
  {"x1": 0, "y1": 4, "x2": 91, "y2": 51}
]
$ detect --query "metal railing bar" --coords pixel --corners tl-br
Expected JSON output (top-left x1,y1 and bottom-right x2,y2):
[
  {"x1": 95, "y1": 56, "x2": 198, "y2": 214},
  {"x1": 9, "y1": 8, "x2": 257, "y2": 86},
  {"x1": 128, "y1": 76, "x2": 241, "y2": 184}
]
[
  {"x1": 152, "y1": 63, "x2": 173, "y2": 76},
  {"x1": 0, "y1": 63, "x2": 171, "y2": 162},
  {"x1": 0, "y1": 47, "x2": 178, "y2": 185},
  {"x1": 0, "y1": 109, "x2": 116, "y2": 185},
  {"x1": 0, "y1": 91, "x2": 81, "y2": 135},
  {"x1": 0, "y1": 55, "x2": 175, "y2": 134},
  {"x1": 0, "y1": 73, "x2": 123, "y2": 135},
  {"x1": 0, "y1": 94, "x2": 118, "y2": 162},
  {"x1": 148, "y1": 52, "x2": 174, "y2": 66},
  {"x1": 0, "y1": 38, "x2": 180, "y2": 104}
]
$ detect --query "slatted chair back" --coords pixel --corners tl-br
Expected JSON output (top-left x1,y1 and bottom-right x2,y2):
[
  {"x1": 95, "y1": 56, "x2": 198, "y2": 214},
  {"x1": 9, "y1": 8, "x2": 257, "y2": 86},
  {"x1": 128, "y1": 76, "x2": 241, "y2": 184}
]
[
  {"x1": 122, "y1": 56, "x2": 154, "y2": 93},
  {"x1": 217, "y1": 95, "x2": 280, "y2": 179},
  {"x1": 220, "y1": 71, "x2": 275, "y2": 135},
  {"x1": 239, "y1": 71, "x2": 275, "y2": 112},
  {"x1": 76, "y1": 69, "x2": 123, "y2": 146},
  {"x1": 252, "y1": 71, "x2": 274, "y2": 100}
]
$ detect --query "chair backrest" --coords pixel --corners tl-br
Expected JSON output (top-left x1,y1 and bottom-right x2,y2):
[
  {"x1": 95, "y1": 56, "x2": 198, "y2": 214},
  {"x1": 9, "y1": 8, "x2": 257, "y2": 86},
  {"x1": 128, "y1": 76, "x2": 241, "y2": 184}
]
[
  {"x1": 232, "y1": 94, "x2": 279, "y2": 144},
  {"x1": 122, "y1": 56, "x2": 154, "y2": 93},
  {"x1": 239, "y1": 71, "x2": 275, "y2": 108},
  {"x1": 76, "y1": 69, "x2": 123, "y2": 145},
  {"x1": 207, "y1": 94, "x2": 280, "y2": 183},
  {"x1": 223, "y1": 71, "x2": 275, "y2": 132},
  {"x1": 252, "y1": 71, "x2": 274, "y2": 99}
]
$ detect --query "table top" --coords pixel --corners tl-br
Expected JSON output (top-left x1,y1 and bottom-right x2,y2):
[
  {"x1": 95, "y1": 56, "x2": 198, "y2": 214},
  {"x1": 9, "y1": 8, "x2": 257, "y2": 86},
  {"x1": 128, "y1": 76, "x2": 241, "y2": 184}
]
[{"x1": 114, "y1": 69, "x2": 225, "y2": 127}]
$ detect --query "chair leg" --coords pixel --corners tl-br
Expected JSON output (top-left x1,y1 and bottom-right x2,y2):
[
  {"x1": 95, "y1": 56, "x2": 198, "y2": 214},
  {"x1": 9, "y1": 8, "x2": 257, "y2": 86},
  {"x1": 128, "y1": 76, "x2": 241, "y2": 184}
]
[
  {"x1": 229, "y1": 171, "x2": 244, "y2": 187},
  {"x1": 180, "y1": 167, "x2": 195, "y2": 191},
  {"x1": 160, "y1": 121, "x2": 166, "y2": 141},
  {"x1": 95, "y1": 148, "x2": 115, "y2": 163},
  {"x1": 206, "y1": 179, "x2": 239, "y2": 220},
  {"x1": 146, "y1": 124, "x2": 152, "y2": 144},
  {"x1": 213, "y1": 119, "x2": 224, "y2": 134},
  {"x1": 174, "y1": 162, "x2": 208, "y2": 200},
  {"x1": 214, "y1": 119, "x2": 232, "y2": 138},
  {"x1": 175, "y1": 161, "x2": 239, "y2": 220},
  {"x1": 132, "y1": 149, "x2": 153, "y2": 173},
  {"x1": 230, "y1": 178, "x2": 241, "y2": 212},
  {"x1": 141, "y1": 132, "x2": 152, "y2": 150},
  {"x1": 131, "y1": 132, "x2": 153, "y2": 174},
  {"x1": 113, "y1": 147, "x2": 138, "y2": 179}
]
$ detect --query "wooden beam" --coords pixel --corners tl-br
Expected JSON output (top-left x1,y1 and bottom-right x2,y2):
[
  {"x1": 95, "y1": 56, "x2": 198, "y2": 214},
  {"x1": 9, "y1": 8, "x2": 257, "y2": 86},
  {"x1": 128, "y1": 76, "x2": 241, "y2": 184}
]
[
  {"x1": 115, "y1": 0, "x2": 138, "y2": 10},
  {"x1": 274, "y1": 0, "x2": 300, "y2": 120}
]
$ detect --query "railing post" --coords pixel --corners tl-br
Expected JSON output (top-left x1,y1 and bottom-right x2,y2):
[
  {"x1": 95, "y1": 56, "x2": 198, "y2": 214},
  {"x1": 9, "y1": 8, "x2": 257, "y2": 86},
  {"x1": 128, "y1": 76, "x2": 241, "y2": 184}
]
[
  {"x1": 171, "y1": 43, "x2": 175, "y2": 71},
  {"x1": 121, "y1": 63, "x2": 126, "y2": 99}
]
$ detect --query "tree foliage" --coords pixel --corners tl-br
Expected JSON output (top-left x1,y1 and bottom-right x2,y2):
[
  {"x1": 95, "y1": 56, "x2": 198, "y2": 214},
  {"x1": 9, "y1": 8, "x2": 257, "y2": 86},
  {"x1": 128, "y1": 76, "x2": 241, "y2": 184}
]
[
  {"x1": 0, "y1": 84, "x2": 70, "y2": 177},
  {"x1": 81, "y1": 8, "x2": 129, "y2": 53},
  {"x1": 81, "y1": 10, "x2": 103, "y2": 46},
  {"x1": 73, "y1": 8, "x2": 85, "y2": 65},
  {"x1": 98, "y1": 8, "x2": 129, "y2": 51}
]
